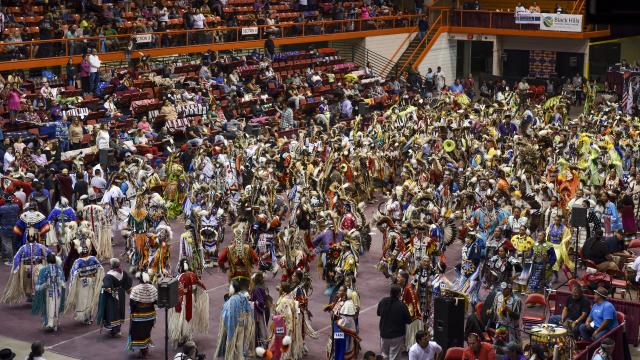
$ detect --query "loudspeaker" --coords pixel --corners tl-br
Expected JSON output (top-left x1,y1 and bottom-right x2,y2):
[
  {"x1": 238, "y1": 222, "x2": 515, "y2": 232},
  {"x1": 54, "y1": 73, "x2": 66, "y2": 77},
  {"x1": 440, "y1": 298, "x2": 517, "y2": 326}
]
[
  {"x1": 358, "y1": 102, "x2": 370, "y2": 117},
  {"x1": 157, "y1": 278, "x2": 179, "y2": 309},
  {"x1": 433, "y1": 296, "x2": 465, "y2": 350},
  {"x1": 570, "y1": 206, "x2": 588, "y2": 228}
]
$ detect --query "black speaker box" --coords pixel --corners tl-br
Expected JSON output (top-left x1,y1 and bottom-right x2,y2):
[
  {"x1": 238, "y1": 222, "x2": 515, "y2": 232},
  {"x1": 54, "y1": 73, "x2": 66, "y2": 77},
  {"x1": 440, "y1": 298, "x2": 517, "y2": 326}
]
[
  {"x1": 434, "y1": 296, "x2": 465, "y2": 350},
  {"x1": 358, "y1": 102, "x2": 370, "y2": 117},
  {"x1": 570, "y1": 206, "x2": 588, "y2": 228},
  {"x1": 157, "y1": 277, "x2": 179, "y2": 308}
]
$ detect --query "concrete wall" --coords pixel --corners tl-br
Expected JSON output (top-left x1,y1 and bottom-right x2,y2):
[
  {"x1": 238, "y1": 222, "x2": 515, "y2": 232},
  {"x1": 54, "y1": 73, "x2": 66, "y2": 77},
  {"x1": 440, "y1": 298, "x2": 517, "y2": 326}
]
[
  {"x1": 364, "y1": 33, "x2": 416, "y2": 61},
  {"x1": 501, "y1": 36, "x2": 589, "y2": 53},
  {"x1": 415, "y1": 33, "x2": 458, "y2": 87}
]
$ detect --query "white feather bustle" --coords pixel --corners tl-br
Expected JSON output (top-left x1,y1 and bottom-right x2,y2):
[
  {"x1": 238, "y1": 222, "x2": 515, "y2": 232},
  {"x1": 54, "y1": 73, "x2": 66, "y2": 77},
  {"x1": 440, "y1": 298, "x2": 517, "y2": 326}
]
[
  {"x1": 255, "y1": 347, "x2": 266, "y2": 357},
  {"x1": 282, "y1": 335, "x2": 292, "y2": 346}
]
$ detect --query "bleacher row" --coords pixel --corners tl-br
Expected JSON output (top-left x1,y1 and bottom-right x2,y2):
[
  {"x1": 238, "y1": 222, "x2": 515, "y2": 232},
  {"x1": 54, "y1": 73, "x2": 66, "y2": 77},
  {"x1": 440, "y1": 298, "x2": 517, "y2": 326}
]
[
  {"x1": 2, "y1": 0, "x2": 367, "y2": 38},
  {"x1": 1, "y1": 48, "x2": 396, "y2": 164}
]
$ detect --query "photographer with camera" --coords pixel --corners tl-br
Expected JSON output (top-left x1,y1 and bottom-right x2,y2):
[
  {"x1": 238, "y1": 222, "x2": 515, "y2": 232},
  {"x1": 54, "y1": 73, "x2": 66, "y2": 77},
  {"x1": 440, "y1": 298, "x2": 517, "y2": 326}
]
[{"x1": 174, "y1": 341, "x2": 205, "y2": 360}]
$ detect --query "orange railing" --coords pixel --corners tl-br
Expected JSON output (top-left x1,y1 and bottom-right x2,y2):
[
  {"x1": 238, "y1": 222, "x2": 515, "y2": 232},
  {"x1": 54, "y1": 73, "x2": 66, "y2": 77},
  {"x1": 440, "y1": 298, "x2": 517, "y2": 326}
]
[
  {"x1": 0, "y1": 15, "x2": 421, "y2": 62},
  {"x1": 398, "y1": 12, "x2": 446, "y2": 75},
  {"x1": 571, "y1": 0, "x2": 585, "y2": 14},
  {"x1": 453, "y1": 9, "x2": 542, "y2": 30},
  {"x1": 450, "y1": 9, "x2": 610, "y2": 33},
  {"x1": 412, "y1": 26, "x2": 445, "y2": 70}
]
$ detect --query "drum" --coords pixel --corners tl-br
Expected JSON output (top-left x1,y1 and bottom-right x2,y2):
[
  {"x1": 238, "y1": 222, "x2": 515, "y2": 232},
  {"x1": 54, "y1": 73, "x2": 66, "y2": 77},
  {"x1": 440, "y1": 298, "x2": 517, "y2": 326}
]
[{"x1": 530, "y1": 324, "x2": 572, "y2": 360}]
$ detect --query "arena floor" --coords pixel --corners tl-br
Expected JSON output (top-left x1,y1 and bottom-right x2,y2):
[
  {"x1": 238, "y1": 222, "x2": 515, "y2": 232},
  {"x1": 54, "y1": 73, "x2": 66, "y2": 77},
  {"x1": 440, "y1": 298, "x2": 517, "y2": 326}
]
[
  {"x1": 0, "y1": 195, "x2": 444, "y2": 359},
  {"x1": 1, "y1": 195, "x2": 638, "y2": 360}
]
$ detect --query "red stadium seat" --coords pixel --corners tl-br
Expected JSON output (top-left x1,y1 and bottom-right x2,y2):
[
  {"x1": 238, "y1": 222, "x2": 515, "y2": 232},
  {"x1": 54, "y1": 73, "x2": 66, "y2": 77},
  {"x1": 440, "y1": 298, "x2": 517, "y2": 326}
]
[{"x1": 444, "y1": 347, "x2": 465, "y2": 360}]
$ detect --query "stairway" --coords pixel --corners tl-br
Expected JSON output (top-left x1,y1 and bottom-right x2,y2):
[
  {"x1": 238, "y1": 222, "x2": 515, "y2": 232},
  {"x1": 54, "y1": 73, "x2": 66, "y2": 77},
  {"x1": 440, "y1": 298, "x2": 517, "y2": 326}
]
[{"x1": 388, "y1": 23, "x2": 440, "y2": 77}]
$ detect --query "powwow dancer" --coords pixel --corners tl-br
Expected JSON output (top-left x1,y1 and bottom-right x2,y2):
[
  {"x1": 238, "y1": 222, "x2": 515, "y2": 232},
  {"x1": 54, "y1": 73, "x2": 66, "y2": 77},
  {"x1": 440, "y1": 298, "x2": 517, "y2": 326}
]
[
  {"x1": 168, "y1": 259, "x2": 209, "y2": 347},
  {"x1": 96, "y1": 258, "x2": 133, "y2": 337},
  {"x1": 65, "y1": 239, "x2": 104, "y2": 325},
  {"x1": 31, "y1": 253, "x2": 65, "y2": 332},
  {"x1": 126, "y1": 271, "x2": 158, "y2": 357}
]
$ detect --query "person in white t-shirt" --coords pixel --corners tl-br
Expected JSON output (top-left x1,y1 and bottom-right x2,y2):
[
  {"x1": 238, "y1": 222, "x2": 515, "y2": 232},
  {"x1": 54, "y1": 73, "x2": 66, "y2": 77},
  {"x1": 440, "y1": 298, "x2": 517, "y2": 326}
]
[
  {"x1": 88, "y1": 48, "x2": 101, "y2": 94},
  {"x1": 408, "y1": 330, "x2": 442, "y2": 360},
  {"x1": 3, "y1": 146, "x2": 15, "y2": 172},
  {"x1": 191, "y1": 9, "x2": 207, "y2": 44}
]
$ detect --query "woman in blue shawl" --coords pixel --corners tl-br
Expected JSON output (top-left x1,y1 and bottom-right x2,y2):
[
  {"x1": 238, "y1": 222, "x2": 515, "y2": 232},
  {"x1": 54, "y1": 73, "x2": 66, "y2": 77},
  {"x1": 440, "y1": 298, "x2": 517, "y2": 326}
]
[{"x1": 31, "y1": 253, "x2": 65, "y2": 332}]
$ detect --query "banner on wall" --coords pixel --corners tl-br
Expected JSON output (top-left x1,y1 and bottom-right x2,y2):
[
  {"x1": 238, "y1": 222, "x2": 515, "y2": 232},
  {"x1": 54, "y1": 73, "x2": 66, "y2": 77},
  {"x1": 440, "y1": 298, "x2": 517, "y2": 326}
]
[
  {"x1": 539, "y1": 13, "x2": 582, "y2": 32},
  {"x1": 135, "y1": 34, "x2": 153, "y2": 43},
  {"x1": 241, "y1": 27, "x2": 259, "y2": 35},
  {"x1": 515, "y1": 13, "x2": 541, "y2": 24}
]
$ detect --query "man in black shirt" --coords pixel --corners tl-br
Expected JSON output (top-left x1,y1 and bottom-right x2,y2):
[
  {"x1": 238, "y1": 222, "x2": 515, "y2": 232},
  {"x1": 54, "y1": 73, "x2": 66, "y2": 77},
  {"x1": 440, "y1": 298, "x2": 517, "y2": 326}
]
[
  {"x1": 582, "y1": 231, "x2": 620, "y2": 272},
  {"x1": 264, "y1": 35, "x2": 275, "y2": 60},
  {"x1": 377, "y1": 284, "x2": 411, "y2": 360},
  {"x1": 549, "y1": 286, "x2": 590, "y2": 336},
  {"x1": 72, "y1": 170, "x2": 88, "y2": 210}
]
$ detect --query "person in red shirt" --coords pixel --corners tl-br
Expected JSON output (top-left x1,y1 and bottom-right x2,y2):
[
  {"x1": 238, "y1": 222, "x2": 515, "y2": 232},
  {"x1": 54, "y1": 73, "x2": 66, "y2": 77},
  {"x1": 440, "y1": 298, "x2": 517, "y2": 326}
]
[{"x1": 462, "y1": 333, "x2": 496, "y2": 360}]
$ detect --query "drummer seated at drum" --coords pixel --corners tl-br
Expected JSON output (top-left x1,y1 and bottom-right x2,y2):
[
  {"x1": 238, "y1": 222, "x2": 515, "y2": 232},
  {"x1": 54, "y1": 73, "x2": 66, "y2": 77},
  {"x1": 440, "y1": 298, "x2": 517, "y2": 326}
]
[
  {"x1": 577, "y1": 287, "x2": 619, "y2": 341},
  {"x1": 548, "y1": 286, "x2": 590, "y2": 336}
]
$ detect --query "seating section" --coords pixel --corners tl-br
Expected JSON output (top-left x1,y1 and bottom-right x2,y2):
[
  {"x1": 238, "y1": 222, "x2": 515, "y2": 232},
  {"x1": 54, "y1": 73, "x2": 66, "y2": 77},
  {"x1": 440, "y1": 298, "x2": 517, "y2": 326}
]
[{"x1": 1, "y1": 48, "x2": 396, "y2": 161}]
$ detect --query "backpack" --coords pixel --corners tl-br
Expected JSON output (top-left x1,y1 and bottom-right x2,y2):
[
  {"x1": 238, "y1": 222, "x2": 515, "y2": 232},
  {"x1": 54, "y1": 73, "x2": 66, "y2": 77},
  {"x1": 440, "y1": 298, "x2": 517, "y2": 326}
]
[{"x1": 29, "y1": 191, "x2": 50, "y2": 215}]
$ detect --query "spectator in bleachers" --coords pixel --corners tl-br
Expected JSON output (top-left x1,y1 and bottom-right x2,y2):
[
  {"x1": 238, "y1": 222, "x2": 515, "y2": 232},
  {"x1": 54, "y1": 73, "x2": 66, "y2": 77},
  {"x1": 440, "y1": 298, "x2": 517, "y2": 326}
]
[
  {"x1": 264, "y1": 35, "x2": 276, "y2": 60},
  {"x1": 287, "y1": 85, "x2": 306, "y2": 110},
  {"x1": 69, "y1": 117, "x2": 84, "y2": 150},
  {"x1": 417, "y1": 16, "x2": 428, "y2": 40},
  {"x1": 6, "y1": 84, "x2": 23, "y2": 124},
  {"x1": 159, "y1": 99, "x2": 178, "y2": 122},
  {"x1": 40, "y1": 79, "x2": 56, "y2": 108},
  {"x1": 340, "y1": 95, "x2": 353, "y2": 118},
  {"x1": 66, "y1": 58, "x2": 77, "y2": 88},
  {"x1": 514, "y1": 2, "x2": 526, "y2": 13},
  {"x1": 88, "y1": 49, "x2": 102, "y2": 94},
  {"x1": 529, "y1": 1, "x2": 541, "y2": 13},
  {"x1": 64, "y1": 24, "x2": 82, "y2": 56},
  {"x1": 21, "y1": 104, "x2": 41, "y2": 125},
  {"x1": 55, "y1": 116, "x2": 70, "y2": 152},
  {"x1": 555, "y1": 3, "x2": 564, "y2": 13},
  {"x1": 191, "y1": 7, "x2": 207, "y2": 44},
  {"x1": 134, "y1": 129, "x2": 160, "y2": 157},
  {"x1": 5, "y1": 28, "x2": 25, "y2": 60},
  {"x1": 79, "y1": 54, "x2": 91, "y2": 95},
  {"x1": 3, "y1": 145, "x2": 14, "y2": 172},
  {"x1": 277, "y1": 100, "x2": 295, "y2": 130},
  {"x1": 96, "y1": 123, "x2": 111, "y2": 172}
]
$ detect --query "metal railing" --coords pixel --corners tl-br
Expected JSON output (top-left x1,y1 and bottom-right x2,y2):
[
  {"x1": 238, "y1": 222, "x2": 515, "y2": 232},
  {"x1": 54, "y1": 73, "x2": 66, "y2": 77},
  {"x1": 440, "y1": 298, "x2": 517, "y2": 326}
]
[
  {"x1": 398, "y1": 12, "x2": 445, "y2": 75},
  {"x1": 0, "y1": 14, "x2": 421, "y2": 62},
  {"x1": 450, "y1": 9, "x2": 609, "y2": 33},
  {"x1": 350, "y1": 44, "x2": 397, "y2": 78}
]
